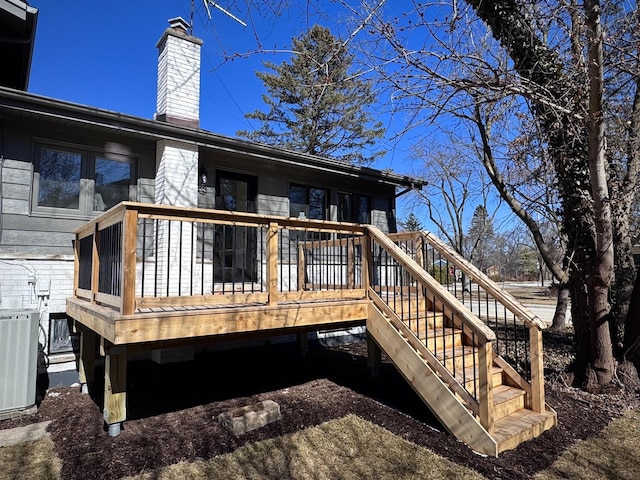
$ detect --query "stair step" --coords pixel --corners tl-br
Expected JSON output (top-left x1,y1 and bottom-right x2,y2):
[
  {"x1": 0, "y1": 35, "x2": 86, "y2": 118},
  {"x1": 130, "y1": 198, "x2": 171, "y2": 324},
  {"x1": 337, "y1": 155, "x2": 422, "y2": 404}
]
[
  {"x1": 420, "y1": 328, "x2": 463, "y2": 350},
  {"x1": 457, "y1": 366, "x2": 504, "y2": 392},
  {"x1": 434, "y1": 345, "x2": 477, "y2": 370},
  {"x1": 394, "y1": 316, "x2": 463, "y2": 353},
  {"x1": 493, "y1": 385, "x2": 526, "y2": 419},
  {"x1": 388, "y1": 307, "x2": 445, "y2": 327},
  {"x1": 493, "y1": 409, "x2": 557, "y2": 454}
]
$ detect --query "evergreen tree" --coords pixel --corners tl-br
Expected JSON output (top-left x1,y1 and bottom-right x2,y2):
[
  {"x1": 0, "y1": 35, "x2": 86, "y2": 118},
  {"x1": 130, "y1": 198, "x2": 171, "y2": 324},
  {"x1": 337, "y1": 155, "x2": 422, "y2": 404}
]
[
  {"x1": 238, "y1": 25, "x2": 385, "y2": 165},
  {"x1": 467, "y1": 205, "x2": 495, "y2": 271},
  {"x1": 399, "y1": 212, "x2": 423, "y2": 232}
]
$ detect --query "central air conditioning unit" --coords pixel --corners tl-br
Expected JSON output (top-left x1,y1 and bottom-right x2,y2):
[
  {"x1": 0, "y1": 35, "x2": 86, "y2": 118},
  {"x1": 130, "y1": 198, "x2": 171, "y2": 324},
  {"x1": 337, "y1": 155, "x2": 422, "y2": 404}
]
[{"x1": 0, "y1": 309, "x2": 39, "y2": 418}]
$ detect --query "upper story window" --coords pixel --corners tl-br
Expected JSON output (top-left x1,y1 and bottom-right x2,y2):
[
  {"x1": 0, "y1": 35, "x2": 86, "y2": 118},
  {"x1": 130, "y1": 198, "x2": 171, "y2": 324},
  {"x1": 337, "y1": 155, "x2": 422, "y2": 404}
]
[
  {"x1": 34, "y1": 144, "x2": 134, "y2": 216},
  {"x1": 289, "y1": 184, "x2": 328, "y2": 220},
  {"x1": 337, "y1": 192, "x2": 371, "y2": 224}
]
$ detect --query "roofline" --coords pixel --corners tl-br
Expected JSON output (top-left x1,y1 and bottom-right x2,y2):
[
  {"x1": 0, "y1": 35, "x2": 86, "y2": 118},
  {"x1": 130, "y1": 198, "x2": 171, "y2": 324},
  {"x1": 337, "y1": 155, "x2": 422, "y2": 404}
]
[{"x1": 0, "y1": 86, "x2": 424, "y2": 189}]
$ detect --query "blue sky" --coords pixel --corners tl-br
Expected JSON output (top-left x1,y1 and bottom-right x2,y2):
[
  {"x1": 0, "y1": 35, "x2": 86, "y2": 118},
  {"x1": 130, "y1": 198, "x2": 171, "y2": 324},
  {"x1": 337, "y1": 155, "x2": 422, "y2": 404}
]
[
  {"x1": 28, "y1": 1, "x2": 415, "y2": 169},
  {"x1": 24, "y1": 1, "x2": 473, "y2": 229},
  {"x1": 30, "y1": 1, "x2": 281, "y2": 135}
]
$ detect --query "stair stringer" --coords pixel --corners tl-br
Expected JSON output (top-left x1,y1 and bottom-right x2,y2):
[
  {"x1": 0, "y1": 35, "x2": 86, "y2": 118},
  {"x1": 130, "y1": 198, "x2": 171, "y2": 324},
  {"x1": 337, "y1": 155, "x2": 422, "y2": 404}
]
[{"x1": 367, "y1": 303, "x2": 499, "y2": 457}]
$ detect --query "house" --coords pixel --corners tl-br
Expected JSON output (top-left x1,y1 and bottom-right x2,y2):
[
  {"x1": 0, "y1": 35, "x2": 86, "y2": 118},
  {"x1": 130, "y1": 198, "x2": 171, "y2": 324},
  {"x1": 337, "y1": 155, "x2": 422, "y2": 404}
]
[
  {"x1": 0, "y1": 10, "x2": 418, "y2": 386},
  {"x1": 1, "y1": 4, "x2": 556, "y2": 456}
]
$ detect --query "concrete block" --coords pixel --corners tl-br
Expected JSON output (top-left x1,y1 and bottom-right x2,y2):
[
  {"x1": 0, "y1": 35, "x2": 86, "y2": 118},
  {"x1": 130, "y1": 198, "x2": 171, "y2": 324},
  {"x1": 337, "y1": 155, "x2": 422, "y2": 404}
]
[{"x1": 218, "y1": 400, "x2": 282, "y2": 436}]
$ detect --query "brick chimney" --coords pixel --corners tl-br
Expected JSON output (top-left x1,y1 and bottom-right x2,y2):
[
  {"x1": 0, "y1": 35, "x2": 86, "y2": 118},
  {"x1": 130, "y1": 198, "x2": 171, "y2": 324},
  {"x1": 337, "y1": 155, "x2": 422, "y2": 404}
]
[
  {"x1": 155, "y1": 17, "x2": 202, "y2": 128},
  {"x1": 153, "y1": 17, "x2": 202, "y2": 309},
  {"x1": 154, "y1": 17, "x2": 201, "y2": 208}
]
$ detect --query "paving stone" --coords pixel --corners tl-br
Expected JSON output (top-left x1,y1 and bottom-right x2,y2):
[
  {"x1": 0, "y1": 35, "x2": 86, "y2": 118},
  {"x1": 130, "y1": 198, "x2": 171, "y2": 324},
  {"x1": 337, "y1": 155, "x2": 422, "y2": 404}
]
[{"x1": 218, "y1": 400, "x2": 282, "y2": 436}]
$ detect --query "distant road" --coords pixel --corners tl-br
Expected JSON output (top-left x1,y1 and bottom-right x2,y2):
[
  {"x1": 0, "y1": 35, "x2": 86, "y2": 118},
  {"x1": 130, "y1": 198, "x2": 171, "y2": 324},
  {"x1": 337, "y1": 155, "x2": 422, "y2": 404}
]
[
  {"x1": 520, "y1": 302, "x2": 571, "y2": 328},
  {"x1": 452, "y1": 281, "x2": 571, "y2": 328},
  {"x1": 500, "y1": 281, "x2": 571, "y2": 327}
]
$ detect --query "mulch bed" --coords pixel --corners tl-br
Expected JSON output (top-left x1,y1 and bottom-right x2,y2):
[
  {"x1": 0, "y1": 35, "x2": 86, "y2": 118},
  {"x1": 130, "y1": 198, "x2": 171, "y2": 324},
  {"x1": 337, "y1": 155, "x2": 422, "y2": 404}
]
[{"x1": 2, "y1": 330, "x2": 638, "y2": 480}]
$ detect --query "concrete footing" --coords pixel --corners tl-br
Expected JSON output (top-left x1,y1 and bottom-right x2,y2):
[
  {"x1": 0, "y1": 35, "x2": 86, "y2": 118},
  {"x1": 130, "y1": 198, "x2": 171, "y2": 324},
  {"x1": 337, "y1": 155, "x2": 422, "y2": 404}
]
[{"x1": 108, "y1": 422, "x2": 122, "y2": 437}]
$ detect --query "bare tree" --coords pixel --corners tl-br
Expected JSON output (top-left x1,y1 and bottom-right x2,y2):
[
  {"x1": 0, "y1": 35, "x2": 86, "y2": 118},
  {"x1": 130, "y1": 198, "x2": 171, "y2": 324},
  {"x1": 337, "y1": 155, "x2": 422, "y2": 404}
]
[{"x1": 342, "y1": 0, "x2": 640, "y2": 387}]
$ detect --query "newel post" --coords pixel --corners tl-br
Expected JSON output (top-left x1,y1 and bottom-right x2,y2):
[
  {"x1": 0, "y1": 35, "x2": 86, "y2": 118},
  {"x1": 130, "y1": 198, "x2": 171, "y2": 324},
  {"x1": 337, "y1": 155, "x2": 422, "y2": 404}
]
[
  {"x1": 267, "y1": 222, "x2": 279, "y2": 305},
  {"x1": 529, "y1": 325, "x2": 545, "y2": 412},
  {"x1": 297, "y1": 244, "x2": 306, "y2": 292},
  {"x1": 121, "y1": 207, "x2": 138, "y2": 315},
  {"x1": 478, "y1": 339, "x2": 495, "y2": 435}
]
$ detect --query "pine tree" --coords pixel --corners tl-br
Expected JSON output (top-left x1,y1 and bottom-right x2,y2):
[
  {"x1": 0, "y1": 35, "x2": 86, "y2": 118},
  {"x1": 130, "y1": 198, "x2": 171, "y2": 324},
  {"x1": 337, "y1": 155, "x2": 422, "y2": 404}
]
[
  {"x1": 399, "y1": 212, "x2": 423, "y2": 231},
  {"x1": 238, "y1": 25, "x2": 385, "y2": 166},
  {"x1": 467, "y1": 205, "x2": 495, "y2": 271}
]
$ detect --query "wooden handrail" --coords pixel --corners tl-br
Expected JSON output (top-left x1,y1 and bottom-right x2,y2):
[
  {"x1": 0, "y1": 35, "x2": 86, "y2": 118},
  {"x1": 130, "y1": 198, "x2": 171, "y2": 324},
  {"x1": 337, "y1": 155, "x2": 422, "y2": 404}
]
[
  {"x1": 367, "y1": 225, "x2": 495, "y2": 342},
  {"x1": 389, "y1": 230, "x2": 546, "y2": 414},
  {"x1": 76, "y1": 202, "x2": 368, "y2": 235},
  {"x1": 390, "y1": 231, "x2": 546, "y2": 331}
]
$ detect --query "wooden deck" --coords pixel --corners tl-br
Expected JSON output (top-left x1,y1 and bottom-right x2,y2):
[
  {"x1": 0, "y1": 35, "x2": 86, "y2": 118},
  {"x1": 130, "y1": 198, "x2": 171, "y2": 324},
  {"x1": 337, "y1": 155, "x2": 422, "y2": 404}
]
[
  {"x1": 67, "y1": 295, "x2": 368, "y2": 345},
  {"x1": 67, "y1": 202, "x2": 556, "y2": 455}
]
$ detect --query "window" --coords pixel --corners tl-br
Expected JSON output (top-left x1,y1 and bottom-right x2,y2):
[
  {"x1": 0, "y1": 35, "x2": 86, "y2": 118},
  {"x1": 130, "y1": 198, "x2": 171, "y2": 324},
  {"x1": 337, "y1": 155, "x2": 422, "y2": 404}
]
[
  {"x1": 337, "y1": 192, "x2": 370, "y2": 224},
  {"x1": 48, "y1": 313, "x2": 78, "y2": 355},
  {"x1": 34, "y1": 144, "x2": 134, "y2": 216},
  {"x1": 289, "y1": 184, "x2": 327, "y2": 220}
]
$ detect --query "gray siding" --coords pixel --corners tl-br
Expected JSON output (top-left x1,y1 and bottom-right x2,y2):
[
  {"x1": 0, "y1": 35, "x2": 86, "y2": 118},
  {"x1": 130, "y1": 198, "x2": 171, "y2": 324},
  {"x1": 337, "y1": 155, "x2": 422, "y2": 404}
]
[
  {"x1": 0, "y1": 118, "x2": 156, "y2": 256},
  {"x1": 1, "y1": 159, "x2": 31, "y2": 216}
]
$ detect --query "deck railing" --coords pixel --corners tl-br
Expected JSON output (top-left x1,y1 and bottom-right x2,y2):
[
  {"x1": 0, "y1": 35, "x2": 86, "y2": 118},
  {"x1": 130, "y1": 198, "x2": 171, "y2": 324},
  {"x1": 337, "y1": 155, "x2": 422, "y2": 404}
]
[
  {"x1": 72, "y1": 203, "x2": 544, "y2": 421},
  {"x1": 388, "y1": 231, "x2": 546, "y2": 413},
  {"x1": 366, "y1": 227, "x2": 497, "y2": 428},
  {"x1": 73, "y1": 202, "x2": 367, "y2": 314}
]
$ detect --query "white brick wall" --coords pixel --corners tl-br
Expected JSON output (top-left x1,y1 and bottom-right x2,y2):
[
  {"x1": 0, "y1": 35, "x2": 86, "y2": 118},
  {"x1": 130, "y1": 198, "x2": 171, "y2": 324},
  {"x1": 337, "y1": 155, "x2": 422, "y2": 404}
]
[
  {"x1": 0, "y1": 257, "x2": 75, "y2": 368},
  {"x1": 154, "y1": 140, "x2": 198, "y2": 207}
]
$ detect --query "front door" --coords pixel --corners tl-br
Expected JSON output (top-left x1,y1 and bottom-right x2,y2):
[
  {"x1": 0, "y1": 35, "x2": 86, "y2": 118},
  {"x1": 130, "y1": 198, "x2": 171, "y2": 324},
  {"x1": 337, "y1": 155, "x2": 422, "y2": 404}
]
[{"x1": 215, "y1": 171, "x2": 258, "y2": 284}]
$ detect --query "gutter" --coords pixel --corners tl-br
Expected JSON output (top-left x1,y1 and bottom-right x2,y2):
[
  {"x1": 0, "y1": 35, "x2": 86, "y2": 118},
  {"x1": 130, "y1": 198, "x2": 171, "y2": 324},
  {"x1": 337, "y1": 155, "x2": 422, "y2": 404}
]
[{"x1": 0, "y1": 87, "x2": 424, "y2": 189}]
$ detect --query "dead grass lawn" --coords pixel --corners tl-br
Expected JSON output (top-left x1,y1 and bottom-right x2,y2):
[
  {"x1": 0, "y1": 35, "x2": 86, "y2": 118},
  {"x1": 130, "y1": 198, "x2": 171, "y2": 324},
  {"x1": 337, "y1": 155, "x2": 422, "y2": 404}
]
[
  {"x1": 0, "y1": 437, "x2": 61, "y2": 480},
  {"x1": 3, "y1": 409, "x2": 640, "y2": 479},
  {"x1": 125, "y1": 414, "x2": 486, "y2": 480},
  {"x1": 535, "y1": 409, "x2": 640, "y2": 480}
]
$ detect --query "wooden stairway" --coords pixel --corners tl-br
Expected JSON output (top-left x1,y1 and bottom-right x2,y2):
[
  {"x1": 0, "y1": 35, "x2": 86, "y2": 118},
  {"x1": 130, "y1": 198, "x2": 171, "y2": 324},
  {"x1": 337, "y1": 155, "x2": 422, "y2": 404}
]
[{"x1": 367, "y1": 291, "x2": 556, "y2": 456}]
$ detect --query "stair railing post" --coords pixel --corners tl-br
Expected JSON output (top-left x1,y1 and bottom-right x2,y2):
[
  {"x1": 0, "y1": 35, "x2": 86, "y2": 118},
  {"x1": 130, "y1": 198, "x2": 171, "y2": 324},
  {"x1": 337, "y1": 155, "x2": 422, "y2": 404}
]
[
  {"x1": 529, "y1": 325, "x2": 545, "y2": 412},
  {"x1": 478, "y1": 339, "x2": 495, "y2": 435}
]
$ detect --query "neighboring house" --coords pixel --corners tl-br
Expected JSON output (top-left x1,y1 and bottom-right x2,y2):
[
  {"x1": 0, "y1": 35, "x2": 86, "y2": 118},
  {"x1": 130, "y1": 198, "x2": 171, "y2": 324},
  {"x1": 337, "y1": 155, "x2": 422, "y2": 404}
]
[{"x1": 0, "y1": 9, "x2": 420, "y2": 387}]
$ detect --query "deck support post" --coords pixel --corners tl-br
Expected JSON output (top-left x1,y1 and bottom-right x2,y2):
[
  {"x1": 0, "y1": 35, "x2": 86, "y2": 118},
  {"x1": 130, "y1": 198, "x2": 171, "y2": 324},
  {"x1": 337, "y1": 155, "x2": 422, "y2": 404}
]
[
  {"x1": 77, "y1": 326, "x2": 95, "y2": 394},
  {"x1": 103, "y1": 346, "x2": 127, "y2": 436},
  {"x1": 367, "y1": 333, "x2": 381, "y2": 378},
  {"x1": 297, "y1": 332, "x2": 308, "y2": 356}
]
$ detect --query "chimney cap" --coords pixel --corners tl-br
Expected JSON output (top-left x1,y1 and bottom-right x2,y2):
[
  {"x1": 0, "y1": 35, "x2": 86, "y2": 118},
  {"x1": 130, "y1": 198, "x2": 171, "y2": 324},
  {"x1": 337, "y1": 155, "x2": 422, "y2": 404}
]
[{"x1": 168, "y1": 17, "x2": 190, "y2": 33}]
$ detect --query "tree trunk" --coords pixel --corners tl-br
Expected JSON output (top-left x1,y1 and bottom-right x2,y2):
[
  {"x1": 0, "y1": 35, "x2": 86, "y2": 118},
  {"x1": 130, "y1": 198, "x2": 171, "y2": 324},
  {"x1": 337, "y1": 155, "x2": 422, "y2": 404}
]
[
  {"x1": 624, "y1": 268, "x2": 640, "y2": 362},
  {"x1": 570, "y1": 272, "x2": 591, "y2": 386},
  {"x1": 612, "y1": 222, "x2": 635, "y2": 353},
  {"x1": 582, "y1": 0, "x2": 615, "y2": 387},
  {"x1": 550, "y1": 284, "x2": 570, "y2": 331}
]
